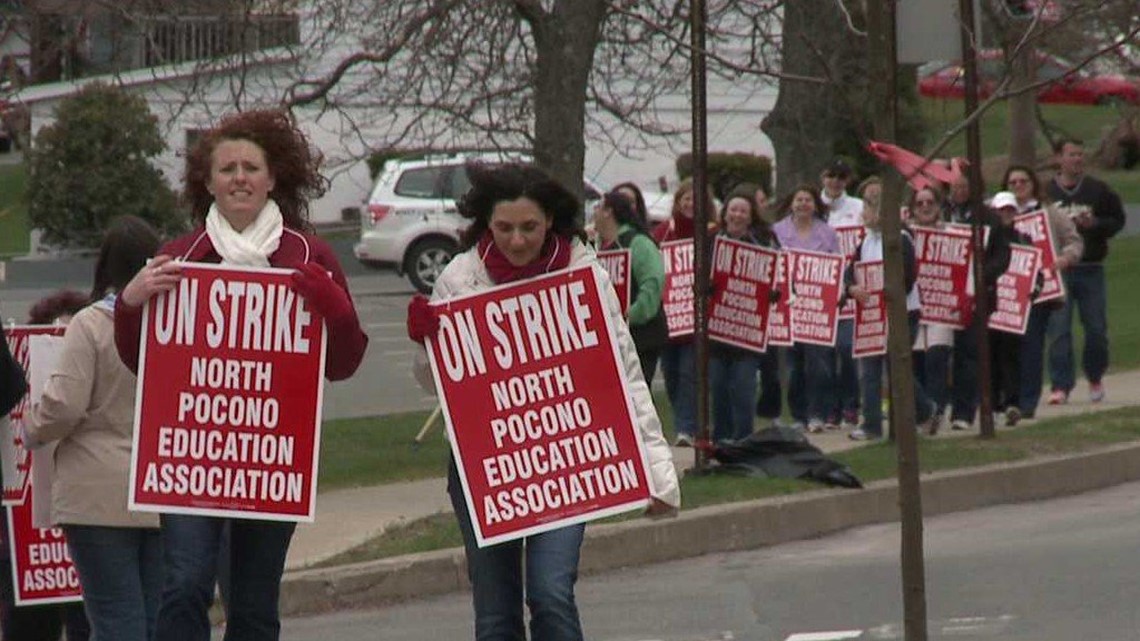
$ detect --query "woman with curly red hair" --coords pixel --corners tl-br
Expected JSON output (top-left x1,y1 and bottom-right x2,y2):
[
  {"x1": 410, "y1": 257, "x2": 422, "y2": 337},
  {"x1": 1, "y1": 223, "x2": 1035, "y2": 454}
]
[{"x1": 113, "y1": 109, "x2": 368, "y2": 641}]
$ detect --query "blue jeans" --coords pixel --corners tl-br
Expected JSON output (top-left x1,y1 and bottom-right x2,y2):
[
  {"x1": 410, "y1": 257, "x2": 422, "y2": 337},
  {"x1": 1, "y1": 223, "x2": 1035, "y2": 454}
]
[
  {"x1": 1047, "y1": 264, "x2": 1109, "y2": 391},
  {"x1": 1020, "y1": 304, "x2": 1053, "y2": 414},
  {"x1": 448, "y1": 462, "x2": 584, "y2": 641},
  {"x1": 913, "y1": 345, "x2": 951, "y2": 414},
  {"x1": 660, "y1": 342, "x2": 697, "y2": 436},
  {"x1": 754, "y1": 349, "x2": 782, "y2": 420},
  {"x1": 786, "y1": 344, "x2": 834, "y2": 423},
  {"x1": 833, "y1": 319, "x2": 859, "y2": 418},
  {"x1": 709, "y1": 353, "x2": 760, "y2": 442},
  {"x1": 951, "y1": 318, "x2": 981, "y2": 424},
  {"x1": 152, "y1": 515, "x2": 296, "y2": 641},
  {"x1": 860, "y1": 314, "x2": 933, "y2": 437},
  {"x1": 63, "y1": 525, "x2": 162, "y2": 641}
]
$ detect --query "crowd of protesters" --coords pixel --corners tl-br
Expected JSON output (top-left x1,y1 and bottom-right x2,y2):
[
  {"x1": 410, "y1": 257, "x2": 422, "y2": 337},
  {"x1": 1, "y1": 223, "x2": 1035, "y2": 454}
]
[
  {"x1": 609, "y1": 137, "x2": 1122, "y2": 446},
  {"x1": 0, "y1": 125, "x2": 1126, "y2": 641}
]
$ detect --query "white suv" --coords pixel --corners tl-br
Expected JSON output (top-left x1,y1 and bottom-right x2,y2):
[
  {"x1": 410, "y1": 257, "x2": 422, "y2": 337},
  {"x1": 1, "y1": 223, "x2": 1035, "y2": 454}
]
[{"x1": 354, "y1": 152, "x2": 600, "y2": 293}]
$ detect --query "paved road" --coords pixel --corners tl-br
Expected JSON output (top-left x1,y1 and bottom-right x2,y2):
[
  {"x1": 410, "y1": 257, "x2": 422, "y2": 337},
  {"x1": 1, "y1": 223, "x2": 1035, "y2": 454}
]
[{"x1": 245, "y1": 480, "x2": 1140, "y2": 640}]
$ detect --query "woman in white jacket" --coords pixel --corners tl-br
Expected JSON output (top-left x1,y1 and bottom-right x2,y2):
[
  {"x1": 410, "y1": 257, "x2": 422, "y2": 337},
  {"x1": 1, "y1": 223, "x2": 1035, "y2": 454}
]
[{"x1": 406, "y1": 162, "x2": 679, "y2": 641}]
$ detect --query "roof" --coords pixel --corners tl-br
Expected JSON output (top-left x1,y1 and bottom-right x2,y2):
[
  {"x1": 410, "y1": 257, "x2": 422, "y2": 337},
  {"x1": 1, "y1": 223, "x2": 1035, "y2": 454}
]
[{"x1": 8, "y1": 47, "x2": 297, "y2": 106}]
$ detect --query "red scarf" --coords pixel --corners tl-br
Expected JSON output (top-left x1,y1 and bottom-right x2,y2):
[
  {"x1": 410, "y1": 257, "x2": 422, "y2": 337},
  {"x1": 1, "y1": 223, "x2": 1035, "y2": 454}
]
[
  {"x1": 477, "y1": 231, "x2": 572, "y2": 284},
  {"x1": 653, "y1": 212, "x2": 695, "y2": 243}
]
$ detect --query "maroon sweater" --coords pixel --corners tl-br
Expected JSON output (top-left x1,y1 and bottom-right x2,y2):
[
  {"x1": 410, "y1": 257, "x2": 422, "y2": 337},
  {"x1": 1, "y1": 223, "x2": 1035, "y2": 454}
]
[{"x1": 114, "y1": 227, "x2": 368, "y2": 381}]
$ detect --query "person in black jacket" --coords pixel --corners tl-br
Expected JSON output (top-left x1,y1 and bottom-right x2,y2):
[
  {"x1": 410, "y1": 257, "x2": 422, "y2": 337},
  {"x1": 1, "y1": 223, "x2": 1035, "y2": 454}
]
[
  {"x1": 945, "y1": 180, "x2": 1015, "y2": 432},
  {"x1": 1044, "y1": 138, "x2": 1126, "y2": 405},
  {"x1": 0, "y1": 324, "x2": 25, "y2": 417}
]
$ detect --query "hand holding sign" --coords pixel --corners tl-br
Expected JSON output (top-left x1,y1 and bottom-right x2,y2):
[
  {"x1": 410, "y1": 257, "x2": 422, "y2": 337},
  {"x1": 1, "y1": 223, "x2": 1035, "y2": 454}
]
[
  {"x1": 406, "y1": 294, "x2": 441, "y2": 345},
  {"x1": 122, "y1": 255, "x2": 182, "y2": 307},
  {"x1": 291, "y1": 263, "x2": 353, "y2": 321}
]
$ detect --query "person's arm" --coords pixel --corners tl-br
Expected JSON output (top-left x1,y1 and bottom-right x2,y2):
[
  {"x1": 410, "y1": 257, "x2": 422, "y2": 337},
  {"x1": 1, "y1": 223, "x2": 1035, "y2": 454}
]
[
  {"x1": 1048, "y1": 206, "x2": 1083, "y2": 269},
  {"x1": 0, "y1": 325, "x2": 26, "y2": 416},
  {"x1": 25, "y1": 319, "x2": 96, "y2": 447},
  {"x1": 595, "y1": 263, "x2": 680, "y2": 511},
  {"x1": 902, "y1": 232, "x2": 917, "y2": 293},
  {"x1": 625, "y1": 235, "x2": 665, "y2": 326},
  {"x1": 1092, "y1": 186, "x2": 1126, "y2": 239},
  {"x1": 307, "y1": 248, "x2": 369, "y2": 382},
  {"x1": 113, "y1": 293, "x2": 145, "y2": 374}
]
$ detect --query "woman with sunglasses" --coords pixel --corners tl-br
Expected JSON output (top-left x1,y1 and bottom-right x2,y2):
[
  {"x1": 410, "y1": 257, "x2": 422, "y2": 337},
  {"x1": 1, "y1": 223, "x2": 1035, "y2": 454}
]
[
  {"x1": 906, "y1": 186, "x2": 954, "y2": 430},
  {"x1": 1000, "y1": 165, "x2": 1083, "y2": 418}
]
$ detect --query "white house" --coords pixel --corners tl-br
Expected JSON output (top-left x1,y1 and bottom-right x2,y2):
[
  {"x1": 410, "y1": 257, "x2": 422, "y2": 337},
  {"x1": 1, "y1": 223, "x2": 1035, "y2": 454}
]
[{"x1": 9, "y1": 4, "x2": 777, "y2": 227}]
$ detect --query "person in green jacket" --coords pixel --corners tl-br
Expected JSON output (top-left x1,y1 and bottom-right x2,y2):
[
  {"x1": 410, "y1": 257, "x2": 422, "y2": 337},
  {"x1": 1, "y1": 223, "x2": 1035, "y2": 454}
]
[{"x1": 594, "y1": 189, "x2": 669, "y2": 385}]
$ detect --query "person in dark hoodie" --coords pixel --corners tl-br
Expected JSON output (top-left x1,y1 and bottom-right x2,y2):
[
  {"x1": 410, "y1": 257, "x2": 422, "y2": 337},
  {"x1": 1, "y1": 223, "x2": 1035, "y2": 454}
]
[{"x1": 1044, "y1": 138, "x2": 1126, "y2": 405}]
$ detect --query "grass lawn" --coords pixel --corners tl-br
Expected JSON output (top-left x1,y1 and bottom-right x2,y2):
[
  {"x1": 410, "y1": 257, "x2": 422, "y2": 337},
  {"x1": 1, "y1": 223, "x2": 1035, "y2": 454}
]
[
  {"x1": 313, "y1": 406, "x2": 1140, "y2": 567},
  {"x1": 0, "y1": 163, "x2": 28, "y2": 257}
]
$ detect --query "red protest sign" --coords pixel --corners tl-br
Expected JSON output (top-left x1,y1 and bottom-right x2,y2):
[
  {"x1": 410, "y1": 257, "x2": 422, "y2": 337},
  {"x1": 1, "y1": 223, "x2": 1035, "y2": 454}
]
[
  {"x1": 988, "y1": 245, "x2": 1042, "y2": 335},
  {"x1": 660, "y1": 240, "x2": 694, "y2": 338},
  {"x1": 852, "y1": 261, "x2": 888, "y2": 358},
  {"x1": 765, "y1": 252, "x2": 793, "y2": 347},
  {"x1": 786, "y1": 249, "x2": 844, "y2": 347},
  {"x1": 708, "y1": 237, "x2": 778, "y2": 353},
  {"x1": 1013, "y1": 210, "x2": 1064, "y2": 303},
  {"x1": 6, "y1": 500, "x2": 82, "y2": 606},
  {"x1": 128, "y1": 263, "x2": 327, "y2": 522},
  {"x1": 595, "y1": 248, "x2": 632, "y2": 316},
  {"x1": 426, "y1": 266, "x2": 653, "y2": 547},
  {"x1": 2, "y1": 326, "x2": 65, "y2": 505},
  {"x1": 834, "y1": 225, "x2": 866, "y2": 321},
  {"x1": 912, "y1": 226, "x2": 974, "y2": 329}
]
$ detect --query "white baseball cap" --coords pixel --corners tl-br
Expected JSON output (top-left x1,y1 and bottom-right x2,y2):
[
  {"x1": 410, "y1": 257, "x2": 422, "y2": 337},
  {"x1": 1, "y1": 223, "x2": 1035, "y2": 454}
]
[{"x1": 990, "y1": 191, "x2": 1018, "y2": 210}]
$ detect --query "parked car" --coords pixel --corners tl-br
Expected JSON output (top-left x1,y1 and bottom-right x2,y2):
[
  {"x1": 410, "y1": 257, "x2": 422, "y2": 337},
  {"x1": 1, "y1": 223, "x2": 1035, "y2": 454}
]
[
  {"x1": 354, "y1": 152, "x2": 601, "y2": 293},
  {"x1": 918, "y1": 50, "x2": 1140, "y2": 106}
]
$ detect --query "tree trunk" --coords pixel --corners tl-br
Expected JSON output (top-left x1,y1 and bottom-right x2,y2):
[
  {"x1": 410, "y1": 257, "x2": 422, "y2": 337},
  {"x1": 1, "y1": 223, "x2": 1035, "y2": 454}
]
[
  {"x1": 530, "y1": 0, "x2": 607, "y2": 201},
  {"x1": 1007, "y1": 45, "x2": 1037, "y2": 168},
  {"x1": 761, "y1": 0, "x2": 863, "y2": 196}
]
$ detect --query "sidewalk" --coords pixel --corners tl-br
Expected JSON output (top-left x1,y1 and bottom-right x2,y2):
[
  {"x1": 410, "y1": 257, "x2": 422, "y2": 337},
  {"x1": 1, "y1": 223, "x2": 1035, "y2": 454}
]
[{"x1": 286, "y1": 368, "x2": 1140, "y2": 571}]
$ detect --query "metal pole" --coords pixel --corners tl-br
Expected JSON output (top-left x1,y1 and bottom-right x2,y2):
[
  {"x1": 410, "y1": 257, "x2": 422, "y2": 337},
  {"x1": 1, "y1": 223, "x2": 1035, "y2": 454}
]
[
  {"x1": 958, "y1": 0, "x2": 995, "y2": 439},
  {"x1": 689, "y1": 0, "x2": 711, "y2": 471}
]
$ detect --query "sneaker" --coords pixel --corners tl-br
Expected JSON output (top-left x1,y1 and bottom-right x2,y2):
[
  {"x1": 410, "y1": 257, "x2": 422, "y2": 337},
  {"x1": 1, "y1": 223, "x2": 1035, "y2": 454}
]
[
  {"x1": 950, "y1": 419, "x2": 971, "y2": 432},
  {"x1": 806, "y1": 419, "x2": 825, "y2": 434},
  {"x1": 1004, "y1": 406, "x2": 1022, "y2": 427},
  {"x1": 840, "y1": 410, "x2": 859, "y2": 430},
  {"x1": 1047, "y1": 389, "x2": 1068, "y2": 405},
  {"x1": 848, "y1": 428, "x2": 879, "y2": 441},
  {"x1": 1089, "y1": 382, "x2": 1105, "y2": 403},
  {"x1": 673, "y1": 433, "x2": 693, "y2": 447},
  {"x1": 925, "y1": 405, "x2": 944, "y2": 436}
]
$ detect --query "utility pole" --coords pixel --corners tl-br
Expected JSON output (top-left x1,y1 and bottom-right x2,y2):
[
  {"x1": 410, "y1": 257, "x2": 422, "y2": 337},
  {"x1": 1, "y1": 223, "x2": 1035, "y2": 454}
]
[
  {"x1": 958, "y1": 0, "x2": 996, "y2": 439},
  {"x1": 690, "y1": 0, "x2": 711, "y2": 470},
  {"x1": 867, "y1": 0, "x2": 929, "y2": 638}
]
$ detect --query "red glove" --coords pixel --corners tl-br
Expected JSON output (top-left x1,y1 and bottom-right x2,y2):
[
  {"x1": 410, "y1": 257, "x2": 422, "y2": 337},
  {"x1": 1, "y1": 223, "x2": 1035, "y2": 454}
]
[
  {"x1": 407, "y1": 294, "x2": 440, "y2": 345},
  {"x1": 292, "y1": 262, "x2": 355, "y2": 323}
]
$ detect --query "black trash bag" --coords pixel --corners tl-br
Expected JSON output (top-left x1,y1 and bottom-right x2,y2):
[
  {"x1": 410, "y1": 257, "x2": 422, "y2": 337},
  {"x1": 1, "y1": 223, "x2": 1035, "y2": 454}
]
[{"x1": 705, "y1": 426, "x2": 863, "y2": 489}]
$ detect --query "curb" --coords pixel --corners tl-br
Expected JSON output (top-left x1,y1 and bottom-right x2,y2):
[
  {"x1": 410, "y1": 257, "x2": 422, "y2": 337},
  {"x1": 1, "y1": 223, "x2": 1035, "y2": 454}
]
[{"x1": 278, "y1": 441, "x2": 1140, "y2": 617}]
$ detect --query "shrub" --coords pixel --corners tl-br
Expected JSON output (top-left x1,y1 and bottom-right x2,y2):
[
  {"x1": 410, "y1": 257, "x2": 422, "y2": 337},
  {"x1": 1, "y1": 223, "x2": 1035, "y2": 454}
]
[
  {"x1": 27, "y1": 83, "x2": 184, "y2": 249},
  {"x1": 676, "y1": 151, "x2": 773, "y2": 201}
]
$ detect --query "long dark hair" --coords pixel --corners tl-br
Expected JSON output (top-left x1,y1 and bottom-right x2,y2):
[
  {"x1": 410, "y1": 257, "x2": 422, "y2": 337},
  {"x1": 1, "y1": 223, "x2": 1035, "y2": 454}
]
[
  {"x1": 457, "y1": 163, "x2": 586, "y2": 249},
  {"x1": 1001, "y1": 164, "x2": 1045, "y2": 205},
  {"x1": 611, "y1": 181, "x2": 650, "y2": 229},
  {"x1": 184, "y1": 109, "x2": 326, "y2": 233},
  {"x1": 90, "y1": 215, "x2": 161, "y2": 302},
  {"x1": 601, "y1": 190, "x2": 651, "y2": 237}
]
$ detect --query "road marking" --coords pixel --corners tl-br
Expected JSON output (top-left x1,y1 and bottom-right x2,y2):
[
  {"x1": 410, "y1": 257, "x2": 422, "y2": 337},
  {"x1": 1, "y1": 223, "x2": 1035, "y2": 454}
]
[{"x1": 785, "y1": 632, "x2": 863, "y2": 641}]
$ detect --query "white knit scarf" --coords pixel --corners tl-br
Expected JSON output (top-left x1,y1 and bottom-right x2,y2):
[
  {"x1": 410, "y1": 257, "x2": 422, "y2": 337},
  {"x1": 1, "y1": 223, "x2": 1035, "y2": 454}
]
[{"x1": 205, "y1": 199, "x2": 284, "y2": 267}]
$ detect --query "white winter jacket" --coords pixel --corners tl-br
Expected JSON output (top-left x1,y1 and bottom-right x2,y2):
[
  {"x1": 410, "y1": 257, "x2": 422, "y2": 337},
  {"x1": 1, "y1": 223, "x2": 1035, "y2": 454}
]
[{"x1": 413, "y1": 239, "x2": 681, "y2": 509}]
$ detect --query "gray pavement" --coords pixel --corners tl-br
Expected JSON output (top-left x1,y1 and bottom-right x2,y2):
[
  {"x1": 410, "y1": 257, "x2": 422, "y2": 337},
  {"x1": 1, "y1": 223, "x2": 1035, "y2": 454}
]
[{"x1": 278, "y1": 368, "x2": 1140, "y2": 618}]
